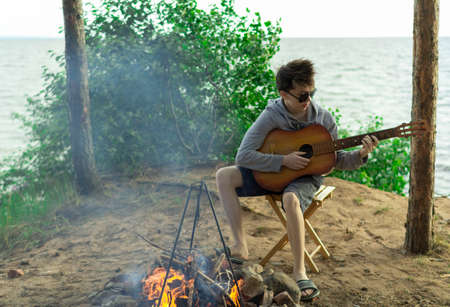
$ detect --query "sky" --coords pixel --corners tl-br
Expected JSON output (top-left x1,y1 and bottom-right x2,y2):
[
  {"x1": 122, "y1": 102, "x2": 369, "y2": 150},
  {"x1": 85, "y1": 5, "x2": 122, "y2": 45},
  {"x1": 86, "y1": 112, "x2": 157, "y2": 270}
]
[{"x1": 0, "y1": 0, "x2": 449, "y2": 38}]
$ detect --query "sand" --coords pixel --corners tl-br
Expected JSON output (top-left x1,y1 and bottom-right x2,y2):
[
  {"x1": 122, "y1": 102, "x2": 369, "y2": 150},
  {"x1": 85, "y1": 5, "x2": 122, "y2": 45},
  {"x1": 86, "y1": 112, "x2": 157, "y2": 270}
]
[{"x1": 0, "y1": 165, "x2": 448, "y2": 306}]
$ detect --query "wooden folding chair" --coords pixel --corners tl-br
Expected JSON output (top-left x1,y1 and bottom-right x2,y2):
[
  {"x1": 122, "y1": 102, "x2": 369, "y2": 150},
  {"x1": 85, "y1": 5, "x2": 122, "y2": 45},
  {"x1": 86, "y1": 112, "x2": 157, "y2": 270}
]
[{"x1": 259, "y1": 185, "x2": 335, "y2": 273}]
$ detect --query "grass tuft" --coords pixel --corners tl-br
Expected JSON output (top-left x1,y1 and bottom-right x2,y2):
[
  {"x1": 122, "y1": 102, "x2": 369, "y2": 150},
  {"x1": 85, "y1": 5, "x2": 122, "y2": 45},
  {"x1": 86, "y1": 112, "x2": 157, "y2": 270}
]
[{"x1": 0, "y1": 176, "x2": 78, "y2": 253}]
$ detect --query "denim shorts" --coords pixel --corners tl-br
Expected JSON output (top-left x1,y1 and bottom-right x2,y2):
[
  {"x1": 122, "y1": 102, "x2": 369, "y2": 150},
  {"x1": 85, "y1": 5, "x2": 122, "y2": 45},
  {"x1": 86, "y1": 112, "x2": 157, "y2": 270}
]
[{"x1": 235, "y1": 166, "x2": 322, "y2": 213}]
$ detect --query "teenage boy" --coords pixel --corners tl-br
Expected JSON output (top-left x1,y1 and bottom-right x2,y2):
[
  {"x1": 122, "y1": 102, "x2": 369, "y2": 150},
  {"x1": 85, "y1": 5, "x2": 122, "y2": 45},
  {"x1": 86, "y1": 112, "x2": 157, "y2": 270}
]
[{"x1": 216, "y1": 58, "x2": 378, "y2": 302}]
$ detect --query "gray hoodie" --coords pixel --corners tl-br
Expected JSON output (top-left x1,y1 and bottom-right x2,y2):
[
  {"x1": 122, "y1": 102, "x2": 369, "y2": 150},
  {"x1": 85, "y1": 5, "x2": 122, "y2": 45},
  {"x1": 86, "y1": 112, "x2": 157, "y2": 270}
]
[{"x1": 235, "y1": 97, "x2": 367, "y2": 173}]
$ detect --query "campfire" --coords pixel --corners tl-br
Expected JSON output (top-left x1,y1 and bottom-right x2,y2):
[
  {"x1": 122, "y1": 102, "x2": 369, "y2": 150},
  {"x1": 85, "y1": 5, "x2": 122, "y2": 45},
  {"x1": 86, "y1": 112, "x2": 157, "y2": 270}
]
[
  {"x1": 89, "y1": 249, "x2": 304, "y2": 306},
  {"x1": 139, "y1": 252, "x2": 244, "y2": 307},
  {"x1": 89, "y1": 182, "x2": 305, "y2": 306},
  {"x1": 142, "y1": 267, "x2": 193, "y2": 306}
]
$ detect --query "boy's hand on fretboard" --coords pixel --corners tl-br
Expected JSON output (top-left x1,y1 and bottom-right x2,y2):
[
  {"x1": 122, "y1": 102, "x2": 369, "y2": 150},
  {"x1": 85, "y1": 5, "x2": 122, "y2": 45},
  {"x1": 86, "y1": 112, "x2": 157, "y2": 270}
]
[{"x1": 359, "y1": 135, "x2": 379, "y2": 158}]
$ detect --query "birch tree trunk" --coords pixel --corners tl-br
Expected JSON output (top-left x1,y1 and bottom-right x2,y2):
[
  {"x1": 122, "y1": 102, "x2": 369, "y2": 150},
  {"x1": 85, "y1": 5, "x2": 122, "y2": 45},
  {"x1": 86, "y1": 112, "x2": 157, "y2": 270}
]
[
  {"x1": 405, "y1": 0, "x2": 439, "y2": 253},
  {"x1": 62, "y1": 0, "x2": 101, "y2": 194}
]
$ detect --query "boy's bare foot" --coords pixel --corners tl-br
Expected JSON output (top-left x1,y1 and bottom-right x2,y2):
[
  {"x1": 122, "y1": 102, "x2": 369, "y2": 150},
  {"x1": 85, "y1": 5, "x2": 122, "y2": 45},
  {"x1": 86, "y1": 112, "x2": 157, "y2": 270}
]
[{"x1": 230, "y1": 244, "x2": 248, "y2": 260}]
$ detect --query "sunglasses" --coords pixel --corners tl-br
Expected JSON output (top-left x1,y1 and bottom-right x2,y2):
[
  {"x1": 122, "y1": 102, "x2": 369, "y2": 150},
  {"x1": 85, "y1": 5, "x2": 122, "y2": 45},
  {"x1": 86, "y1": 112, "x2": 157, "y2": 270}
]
[{"x1": 286, "y1": 88, "x2": 316, "y2": 103}]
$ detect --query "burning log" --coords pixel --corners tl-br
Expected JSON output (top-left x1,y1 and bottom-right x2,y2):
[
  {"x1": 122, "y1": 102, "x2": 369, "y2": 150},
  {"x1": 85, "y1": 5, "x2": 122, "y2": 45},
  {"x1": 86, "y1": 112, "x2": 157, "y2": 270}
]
[
  {"x1": 160, "y1": 254, "x2": 238, "y2": 307},
  {"x1": 185, "y1": 254, "x2": 198, "y2": 307},
  {"x1": 211, "y1": 253, "x2": 226, "y2": 277},
  {"x1": 222, "y1": 295, "x2": 228, "y2": 307},
  {"x1": 228, "y1": 279, "x2": 244, "y2": 307}
]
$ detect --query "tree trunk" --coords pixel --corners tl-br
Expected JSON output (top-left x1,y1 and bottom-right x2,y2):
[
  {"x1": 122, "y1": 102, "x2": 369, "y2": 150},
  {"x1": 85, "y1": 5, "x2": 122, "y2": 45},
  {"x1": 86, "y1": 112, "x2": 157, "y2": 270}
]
[
  {"x1": 405, "y1": 0, "x2": 439, "y2": 253},
  {"x1": 62, "y1": 0, "x2": 101, "y2": 195}
]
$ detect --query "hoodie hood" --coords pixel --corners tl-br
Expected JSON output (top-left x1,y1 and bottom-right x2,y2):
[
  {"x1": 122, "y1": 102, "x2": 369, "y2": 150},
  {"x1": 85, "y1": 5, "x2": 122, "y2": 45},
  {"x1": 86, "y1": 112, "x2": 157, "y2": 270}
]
[{"x1": 265, "y1": 97, "x2": 321, "y2": 131}]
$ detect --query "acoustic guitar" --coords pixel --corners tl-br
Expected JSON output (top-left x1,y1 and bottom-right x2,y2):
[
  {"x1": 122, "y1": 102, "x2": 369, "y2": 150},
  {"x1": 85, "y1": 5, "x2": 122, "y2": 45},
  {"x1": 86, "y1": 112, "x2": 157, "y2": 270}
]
[{"x1": 253, "y1": 120, "x2": 427, "y2": 192}]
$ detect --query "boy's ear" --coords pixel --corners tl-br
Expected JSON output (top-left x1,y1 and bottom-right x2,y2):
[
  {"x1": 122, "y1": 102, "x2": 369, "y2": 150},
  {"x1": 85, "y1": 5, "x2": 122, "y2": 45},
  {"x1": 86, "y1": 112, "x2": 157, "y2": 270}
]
[{"x1": 279, "y1": 90, "x2": 287, "y2": 100}]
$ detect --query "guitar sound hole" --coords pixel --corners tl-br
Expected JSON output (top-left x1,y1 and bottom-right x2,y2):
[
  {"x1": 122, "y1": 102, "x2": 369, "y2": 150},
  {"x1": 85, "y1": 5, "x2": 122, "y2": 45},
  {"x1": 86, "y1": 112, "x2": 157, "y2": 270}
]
[{"x1": 298, "y1": 144, "x2": 313, "y2": 158}]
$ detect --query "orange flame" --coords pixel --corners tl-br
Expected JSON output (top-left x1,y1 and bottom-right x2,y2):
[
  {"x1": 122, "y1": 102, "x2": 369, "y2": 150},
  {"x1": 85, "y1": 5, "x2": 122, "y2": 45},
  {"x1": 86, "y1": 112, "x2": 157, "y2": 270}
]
[
  {"x1": 142, "y1": 267, "x2": 192, "y2": 306},
  {"x1": 229, "y1": 279, "x2": 244, "y2": 307}
]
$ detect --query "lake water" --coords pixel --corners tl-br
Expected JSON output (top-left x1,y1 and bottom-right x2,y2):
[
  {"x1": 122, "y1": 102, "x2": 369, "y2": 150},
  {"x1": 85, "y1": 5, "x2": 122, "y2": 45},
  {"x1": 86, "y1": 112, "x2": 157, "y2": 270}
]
[
  {"x1": 0, "y1": 38, "x2": 64, "y2": 157},
  {"x1": 0, "y1": 37, "x2": 448, "y2": 195}
]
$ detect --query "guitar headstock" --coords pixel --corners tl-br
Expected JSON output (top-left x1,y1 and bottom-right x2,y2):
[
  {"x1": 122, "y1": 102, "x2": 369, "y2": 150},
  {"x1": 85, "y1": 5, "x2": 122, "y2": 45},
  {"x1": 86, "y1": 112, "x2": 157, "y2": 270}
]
[{"x1": 394, "y1": 120, "x2": 428, "y2": 138}]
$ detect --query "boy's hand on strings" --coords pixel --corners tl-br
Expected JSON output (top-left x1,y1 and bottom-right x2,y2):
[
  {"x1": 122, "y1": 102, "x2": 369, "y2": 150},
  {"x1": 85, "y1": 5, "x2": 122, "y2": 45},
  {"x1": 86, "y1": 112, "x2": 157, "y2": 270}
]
[{"x1": 282, "y1": 151, "x2": 310, "y2": 170}]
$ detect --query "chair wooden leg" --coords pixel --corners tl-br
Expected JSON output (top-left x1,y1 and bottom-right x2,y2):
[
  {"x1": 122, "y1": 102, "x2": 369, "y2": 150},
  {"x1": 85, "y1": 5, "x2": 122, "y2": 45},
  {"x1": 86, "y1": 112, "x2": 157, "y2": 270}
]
[
  {"x1": 305, "y1": 218, "x2": 330, "y2": 259},
  {"x1": 259, "y1": 233, "x2": 289, "y2": 266},
  {"x1": 304, "y1": 248, "x2": 320, "y2": 273},
  {"x1": 258, "y1": 229, "x2": 322, "y2": 273},
  {"x1": 261, "y1": 189, "x2": 334, "y2": 272}
]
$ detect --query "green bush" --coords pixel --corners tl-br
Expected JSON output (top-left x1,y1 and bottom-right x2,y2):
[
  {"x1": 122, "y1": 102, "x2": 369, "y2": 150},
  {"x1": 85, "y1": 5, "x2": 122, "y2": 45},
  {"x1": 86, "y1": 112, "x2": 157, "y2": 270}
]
[{"x1": 84, "y1": 0, "x2": 281, "y2": 170}]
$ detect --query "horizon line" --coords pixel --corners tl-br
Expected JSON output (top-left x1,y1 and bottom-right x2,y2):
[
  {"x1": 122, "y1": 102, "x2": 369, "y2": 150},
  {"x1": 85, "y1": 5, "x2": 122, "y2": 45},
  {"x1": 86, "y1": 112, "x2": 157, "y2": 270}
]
[{"x1": 1, "y1": 35, "x2": 449, "y2": 39}]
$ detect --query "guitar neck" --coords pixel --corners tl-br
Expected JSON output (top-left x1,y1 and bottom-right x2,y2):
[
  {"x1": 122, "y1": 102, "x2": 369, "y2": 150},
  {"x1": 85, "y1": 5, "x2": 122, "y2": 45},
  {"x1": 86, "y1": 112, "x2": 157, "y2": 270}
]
[{"x1": 315, "y1": 127, "x2": 397, "y2": 155}]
